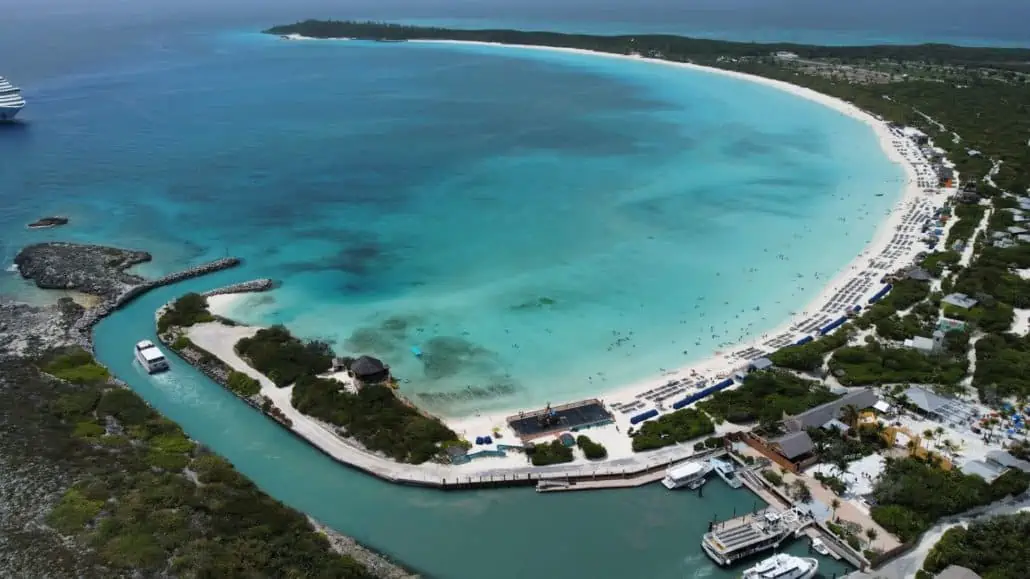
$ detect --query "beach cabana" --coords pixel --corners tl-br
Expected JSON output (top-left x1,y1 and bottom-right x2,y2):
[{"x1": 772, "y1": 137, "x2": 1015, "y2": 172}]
[
  {"x1": 748, "y1": 357, "x2": 774, "y2": 372},
  {"x1": 351, "y1": 355, "x2": 389, "y2": 383}
]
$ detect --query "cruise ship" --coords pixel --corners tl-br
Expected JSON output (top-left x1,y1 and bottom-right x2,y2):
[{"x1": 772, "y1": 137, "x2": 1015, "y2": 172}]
[
  {"x1": 742, "y1": 553, "x2": 818, "y2": 579},
  {"x1": 0, "y1": 76, "x2": 25, "y2": 121}
]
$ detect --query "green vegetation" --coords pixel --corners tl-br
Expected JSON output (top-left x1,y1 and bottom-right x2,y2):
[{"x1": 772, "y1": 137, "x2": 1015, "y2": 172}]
[
  {"x1": 528, "y1": 439, "x2": 574, "y2": 466},
  {"x1": 946, "y1": 204, "x2": 988, "y2": 248},
  {"x1": 235, "y1": 324, "x2": 334, "y2": 387},
  {"x1": 870, "y1": 458, "x2": 1030, "y2": 542},
  {"x1": 697, "y1": 370, "x2": 837, "y2": 425},
  {"x1": 226, "y1": 370, "x2": 261, "y2": 397},
  {"x1": 631, "y1": 407, "x2": 715, "y2": 452},
  {"x1": 47, "y1": 488, "x2": 105, "y2": 534},
  {"x1": 921, "y1": 251, "x2": 961, "y2": 277},
  {"x1": 829, "y1": 341, "x2": 968, "y2": 387},
  {"x1": 292, "y1": 375, "x2": 459, "y2": 464},
  {"x1": 44, "y1": 348, "x2": 110, "y2": 385},
  {"x1": 974, "y1": 333, "x2": 1030, "y2": 399},
  {"x1": 761, "y1": 469, "x2": 783, "y2": 486},
  {"x1": 923, "y1": 512, "x2": 1030, "y2": 579},
  {"x1": 33, "y1": 352, "x2": 374, "y2": 577},
  {"x1": 576, "y1": 435, "x2": 607, "y2": 460},
  {"x1": 157, "y1": 292, "x2": 213, "y2": 333},
  {"x1": 767, "y1": 328, "x2": 851, "y2": 372}
]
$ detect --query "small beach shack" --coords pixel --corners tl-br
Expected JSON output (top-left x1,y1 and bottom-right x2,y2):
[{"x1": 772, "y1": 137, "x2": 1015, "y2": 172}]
[{"x1": 351, "y1": 355, "x2": 389, "y2": 384}]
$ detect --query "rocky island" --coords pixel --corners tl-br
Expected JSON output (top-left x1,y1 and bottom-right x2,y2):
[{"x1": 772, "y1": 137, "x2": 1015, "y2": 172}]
[
  {"x1": 14, "y1": 242, "x2": 151, "y2": 299},
  {"x1": 0, "y1": 241, "x2": 413, "y2": 578}
]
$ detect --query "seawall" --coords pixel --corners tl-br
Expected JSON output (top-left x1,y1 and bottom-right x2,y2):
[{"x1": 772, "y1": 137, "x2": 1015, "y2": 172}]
[{"x1": 74, "y1": 257, "x2": 242, "y2": 350}]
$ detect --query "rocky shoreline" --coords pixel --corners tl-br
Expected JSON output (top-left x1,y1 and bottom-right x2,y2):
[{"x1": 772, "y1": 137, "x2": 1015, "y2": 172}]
[
  {"x1": 13, "y1": 242, "x2": 243, "y2": 349},
  {"x1": 2, "y1": 241, "x2": 414, "y2": 578}
]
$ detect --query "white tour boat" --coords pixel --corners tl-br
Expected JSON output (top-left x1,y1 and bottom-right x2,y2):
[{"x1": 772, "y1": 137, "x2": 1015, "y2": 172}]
[
  {"x1": 742, "y1": 553, "x2": 819, "y2": 579},
  {"x1": 661, "y1": 459, "x2": 713, "y2": 490},
  {"x1": 135, "y1": 340, "x2": 169, "y2": 374},
  {"x1": 810, "y1": 537, "x2": 830, "y2": 556}
]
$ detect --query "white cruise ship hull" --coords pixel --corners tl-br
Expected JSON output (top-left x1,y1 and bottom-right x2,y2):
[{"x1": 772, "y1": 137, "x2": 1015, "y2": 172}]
[{"x1": 0, "y1": 105, "x2": 21, "y2": 121}]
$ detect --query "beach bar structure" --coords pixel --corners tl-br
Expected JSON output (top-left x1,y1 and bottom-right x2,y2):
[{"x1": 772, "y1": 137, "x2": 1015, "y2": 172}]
[{"x1": 507, "y1": 399, "x2": 613, "y2": 441}]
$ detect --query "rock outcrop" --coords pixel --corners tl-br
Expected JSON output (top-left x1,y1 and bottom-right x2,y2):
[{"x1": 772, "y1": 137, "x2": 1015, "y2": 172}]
[
  {"x1": 27, "y1": 216, "x2": 69, "y2": 229},
  {"x1": 14, "y1": 242, "x2": 150, "y2": 300}
]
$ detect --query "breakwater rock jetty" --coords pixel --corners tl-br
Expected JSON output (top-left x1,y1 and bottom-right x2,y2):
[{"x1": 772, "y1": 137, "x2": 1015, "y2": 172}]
[
  {"x1": 14, "y1": 242, "x2": 151, "y2": 300},
  {"x1": 202, "y1": 278, "x2": 275, "y2": 297}
]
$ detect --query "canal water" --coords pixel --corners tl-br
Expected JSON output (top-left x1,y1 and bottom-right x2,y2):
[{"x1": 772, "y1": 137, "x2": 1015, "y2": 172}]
[{"x1": 90, "y1": 274, "x2": 852, "y2": 579}]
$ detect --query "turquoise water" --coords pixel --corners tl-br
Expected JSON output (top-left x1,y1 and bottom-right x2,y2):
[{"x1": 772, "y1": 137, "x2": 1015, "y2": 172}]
[{"x1": 2, "y1": 33, "x2": 902, "y2": 416}]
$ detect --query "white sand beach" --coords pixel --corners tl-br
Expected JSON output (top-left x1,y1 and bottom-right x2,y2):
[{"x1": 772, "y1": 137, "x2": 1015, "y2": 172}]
[{"x1": 230, "y1": 38, "x2": 952, "y2": 458}]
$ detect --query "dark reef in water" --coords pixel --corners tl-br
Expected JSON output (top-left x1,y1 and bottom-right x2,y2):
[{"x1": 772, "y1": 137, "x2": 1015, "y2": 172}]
[
  {"x1": 510, "y1": 296, "x2": 557, "y2": 311},
  {"x1": 14, "y1": 242, "x2": 151, "y2": 300},
  {"x1": 27, "y1": 216, "x2": 69, "y2": 229}
]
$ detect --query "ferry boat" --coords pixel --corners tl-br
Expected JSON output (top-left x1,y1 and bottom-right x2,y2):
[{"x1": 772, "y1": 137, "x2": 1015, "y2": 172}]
[
  {"x1": 702, "y1": 508, "x2": 807, "y2": 566},
  {"x1": 742, "y1": 553, "x2": 818, "y2": 579},
  {"x1": 135, "y1": 340, "x2": 169, "y2": 374},
  {"x1": 661, "y1": 459, "x2": 713, "y2": 490},
  {"x1": 0, "y1": 76, "x2": 25, "y2": 121}
]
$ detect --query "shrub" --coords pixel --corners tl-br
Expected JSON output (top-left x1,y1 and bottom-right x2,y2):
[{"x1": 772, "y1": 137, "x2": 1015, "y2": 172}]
[
  {"x1": 528, "y1": 440, "x2": 574, "y2": 466},
  {"x1": 576, "y1": 435, "x2": 608, "y2": 460},
  {"x1": 47, "y1": 488, "x2": 105, "y2": 534},
  {"x1": 44, "y1": 348, "x2": 110, "y2": 385},
  {"x1": 157, "y1": 293, "x2": 213, "y2": 333},
  {"x1": 762, "y1": 469, "x2": 783, "y2": 486},
  {"x1": 235, "y1": 325, "x2": 333, "y2": 387},
  {"x1": 226, "y1": 371, "x2": 261, "y2": 397}
]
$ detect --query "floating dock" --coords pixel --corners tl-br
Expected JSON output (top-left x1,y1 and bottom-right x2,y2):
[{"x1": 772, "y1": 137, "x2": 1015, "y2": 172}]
[{"x1": 507, "y1": 399, "x2": 613, "y2": 441}]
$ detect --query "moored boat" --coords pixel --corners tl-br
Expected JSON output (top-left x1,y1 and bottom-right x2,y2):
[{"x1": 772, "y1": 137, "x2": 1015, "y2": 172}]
[
  {"x1": 742, "y1": 553, "x2": 818, "y2": 579},
  {"x1": 661, "y1": 459, "x2": 713, "y2": 490}
]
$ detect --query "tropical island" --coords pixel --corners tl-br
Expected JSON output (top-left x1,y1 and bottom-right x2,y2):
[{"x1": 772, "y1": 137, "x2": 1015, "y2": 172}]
[{"x1": 4, "y1": 18, "x2": 1030, "y2": 579}]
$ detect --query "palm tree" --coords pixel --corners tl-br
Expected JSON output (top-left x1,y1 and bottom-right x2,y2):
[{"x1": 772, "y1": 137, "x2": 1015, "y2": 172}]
[
  {"x1": 830, "y1": 498, "x2": 841, "y2": 521},
  {"x1": 841, "y1": 404, "x2": 860, "y2": 430},
  {"x1": 923, "y1": 428, "x2": 935, "y2": 450},
  {"x1": 866, "y1": 528, "x2": 878, "y2": 543}
]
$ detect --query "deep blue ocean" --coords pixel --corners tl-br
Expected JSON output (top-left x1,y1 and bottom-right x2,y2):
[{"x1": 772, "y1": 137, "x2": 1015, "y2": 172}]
[{"x1": 0, "y1": 2, "x2": 1022, "y2": 577}]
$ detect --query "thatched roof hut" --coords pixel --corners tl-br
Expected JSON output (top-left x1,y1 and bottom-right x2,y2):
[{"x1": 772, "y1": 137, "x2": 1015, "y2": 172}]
[{"x1": 351, "y1": 355, "x2": 389, "y2": 383}]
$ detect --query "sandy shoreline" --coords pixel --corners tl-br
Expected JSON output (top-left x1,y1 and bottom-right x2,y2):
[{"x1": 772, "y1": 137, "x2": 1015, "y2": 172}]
[{"x1": 231, "y1": 37, "x2": 948, "y2": 439}]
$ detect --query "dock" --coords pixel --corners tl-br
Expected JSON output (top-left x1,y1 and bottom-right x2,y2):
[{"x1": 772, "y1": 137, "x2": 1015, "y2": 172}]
[{"x1": 701, "y1": 506, "x2": 813, "y2": 566}]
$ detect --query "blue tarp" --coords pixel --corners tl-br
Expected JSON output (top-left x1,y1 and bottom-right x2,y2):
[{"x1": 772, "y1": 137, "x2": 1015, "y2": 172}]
[
  {"x1": 671, "y1": 378, "x2": 735, "y2": 410},
  {"x1": 819, "y1": 316, "x2": 848, "y2": 335},
  {"x1": 795, "y1": 335, "x2": 814, "y2": 346},
  {"x1": 868, "y1": 284, "x2": 893, "y2": 304},
  {"x1": 630, "y1": 409, "x2": 659, "y2": 424}
]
